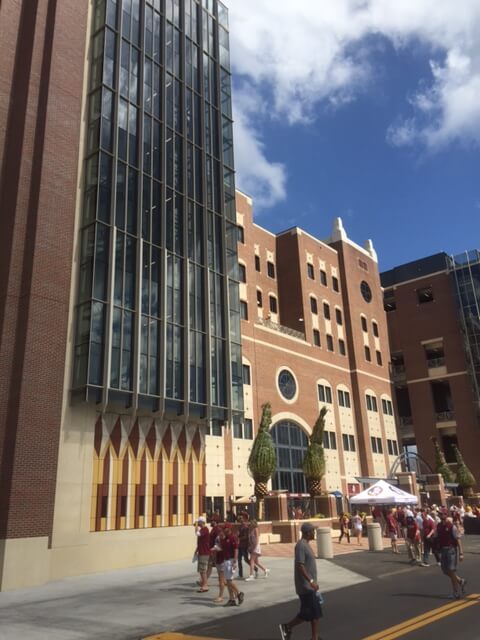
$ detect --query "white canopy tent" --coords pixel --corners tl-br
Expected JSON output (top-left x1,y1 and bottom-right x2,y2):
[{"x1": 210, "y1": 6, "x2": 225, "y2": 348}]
[{"x1": 349, "y1": 479, "x2": 418, "y2": 505}]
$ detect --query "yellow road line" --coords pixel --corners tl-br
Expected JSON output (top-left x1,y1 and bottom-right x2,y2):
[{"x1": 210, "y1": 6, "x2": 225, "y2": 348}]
[
  {"x1": 362, "y1": 594, "x2": 480, "y2": 640},
  {"x1": 143, "y1": 633, "x2": 225, "y2": 640}
]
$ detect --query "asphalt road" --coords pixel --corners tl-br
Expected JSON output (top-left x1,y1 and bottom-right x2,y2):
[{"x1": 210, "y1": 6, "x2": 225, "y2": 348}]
[{"x1": 180, "y1": 536, "x2": 480, "y2": 640}]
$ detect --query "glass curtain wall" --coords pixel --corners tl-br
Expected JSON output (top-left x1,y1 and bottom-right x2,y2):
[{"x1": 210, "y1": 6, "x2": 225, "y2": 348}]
[
  {"x1": 73, "y1": 0, "x2": 243, "y2": 425},
  {"x1": 449, "y1": 251, "x2": 480, "y2": 407}
]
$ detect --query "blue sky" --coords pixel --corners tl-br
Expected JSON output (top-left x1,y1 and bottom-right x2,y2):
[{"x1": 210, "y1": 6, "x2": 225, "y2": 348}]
[{"x1": 226, "y1": 1, "x2": 480, "y2": 272}]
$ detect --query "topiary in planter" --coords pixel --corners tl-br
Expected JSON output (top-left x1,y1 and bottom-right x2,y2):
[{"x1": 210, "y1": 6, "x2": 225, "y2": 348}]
[{"x1": 303, "y1": 407, "x2": 327, "y2": 498}]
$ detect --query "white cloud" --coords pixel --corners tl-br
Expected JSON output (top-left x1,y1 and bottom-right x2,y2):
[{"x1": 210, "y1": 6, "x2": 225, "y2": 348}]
[
  {"x1": 232, "y1": 87, "x2": 286, "y2": 209},
  {"x1": 227, "y1": 0, "x2": 480, "y2": 205}
]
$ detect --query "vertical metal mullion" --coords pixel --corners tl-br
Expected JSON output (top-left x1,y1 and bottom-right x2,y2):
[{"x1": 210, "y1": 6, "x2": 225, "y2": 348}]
[
  {"x1": 132, "y1": 1, "x2": 146, "y2": 412},
  {"x1": 101, "y1": 7, "x2": 122, "y2": 412},
  {"x1": 198, "y1": 5, "x2": 212, "y2": 424},
  {"x1": 180, "y1": 0, "x2": 190, "y2": 421},
  {"x1": 214, "y1": 13, "x2": 233, "y2": 427},
  {"x1": 159, "y1": 10, "x2": 168, "y2": 418}
]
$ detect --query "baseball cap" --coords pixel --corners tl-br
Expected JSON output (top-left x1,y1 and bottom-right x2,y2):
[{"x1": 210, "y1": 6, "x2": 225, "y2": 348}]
[
  {"x1": 301, "y1": 522, "x2": 315, "y2": 534},
  {"x1": 197, "y1": 516, "x2": 206, "y2": 524}
]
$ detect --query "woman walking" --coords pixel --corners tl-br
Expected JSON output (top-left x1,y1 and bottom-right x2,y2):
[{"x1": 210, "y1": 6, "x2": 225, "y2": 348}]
[
  {"x1": 245, "y1": 519, "x2": 269, "y2": 580},
  {"x1": 351, "y1": 511, "x2": 363, "y2": 545},
  {"x1": 385, "y1": 509, "x2": 400, "y2": 554},
  {"x1": 338, "y1": 513, "x2": 351, "y2": 544}
]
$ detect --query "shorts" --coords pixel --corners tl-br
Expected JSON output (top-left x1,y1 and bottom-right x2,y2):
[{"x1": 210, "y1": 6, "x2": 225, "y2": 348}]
[
  {"x1": 216, "y1": 562, "x2": 225, "y2": 573},
  {"x1": 223, "y1": 558, "x2": 236, "y2": 581},
  {"x1": 197, "y1": 555, "x2": 210, "y2": 574},
  {"x1": 389, "y1": 532, "x2": 398, "y2": 541},
  {"x1": 250, "y1": 544, "x2": 261, "y2": 555},
  {"x1": 297, "y1": 591, "x2": 323, "y2": 621},
  {"x1": 440, "y1": 547, "x2": 457, "y2": 574}
]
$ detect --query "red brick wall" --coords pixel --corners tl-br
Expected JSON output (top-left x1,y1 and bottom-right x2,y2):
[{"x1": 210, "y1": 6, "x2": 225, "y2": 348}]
[
  {"x1": 385, "y1": 270, "x2": 480, "y2": 480},
  {"x1": 238, "y1": 193, "x2": 396, "y2": 488},
  {"x1": 0, "y1": 0, "x2": 88, "y2": 539}
]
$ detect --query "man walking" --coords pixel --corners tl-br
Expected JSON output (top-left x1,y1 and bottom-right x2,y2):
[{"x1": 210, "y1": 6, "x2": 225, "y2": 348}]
[
  {"x1": 237, "y1": 513, "x2": 250, "y2": 579},
  {"x1": 279, "y1": 522, "x2": 323, "y2": 640},
  {"x1": 221, "y1": 524, "x2": 244, "y2": 606},
  {"x1": 194, "y1": 516, "x2": 210, "y2": 592},
  {"x1": 436, "y1": 509, "x2": 466, "y2": 598}
]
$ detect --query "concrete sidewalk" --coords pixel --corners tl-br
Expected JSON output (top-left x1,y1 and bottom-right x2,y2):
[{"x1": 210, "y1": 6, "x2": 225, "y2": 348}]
[{"x1": 0, "y1": 553, "x2": 370, "y2": 640}]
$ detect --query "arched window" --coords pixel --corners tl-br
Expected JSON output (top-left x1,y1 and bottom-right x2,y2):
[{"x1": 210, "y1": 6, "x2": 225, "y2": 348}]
[{"x1": 270, "y1": 421, "x2": 308, "y2": 493}]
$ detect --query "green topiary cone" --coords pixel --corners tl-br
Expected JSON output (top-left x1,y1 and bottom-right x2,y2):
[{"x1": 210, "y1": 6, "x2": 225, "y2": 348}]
[
  {"x1": 453, "y1": 445, "x2": 476, "y2": 496},
  {"x1": 248, "y1": 402, "x2": 277, "y2": 507},
  {"x1": 303, "y1": 407, "x2": 327, "y2": 498},
  {"x1": 430, "y1": 436, "x2": 455, "y2": 483}
]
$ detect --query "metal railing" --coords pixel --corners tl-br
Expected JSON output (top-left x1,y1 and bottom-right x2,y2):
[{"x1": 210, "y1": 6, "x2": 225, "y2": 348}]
[
  {"x1": 255, "y1": 317, "x2": 306, "y2": 340},
  {"x1": 435, "y1": 411, "x2": 455, "y2": 422},
  {"x1": 391, "y1": 364, "x2": 406, "y2": 378},
  {"x1": 427, "y1": 357, "x2": 445, "y2": 369}
]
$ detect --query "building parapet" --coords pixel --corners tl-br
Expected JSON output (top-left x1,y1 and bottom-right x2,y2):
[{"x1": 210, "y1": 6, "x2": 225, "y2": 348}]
[{"x1": 255, "y1": 317, "x2": 306, "y2": 341}]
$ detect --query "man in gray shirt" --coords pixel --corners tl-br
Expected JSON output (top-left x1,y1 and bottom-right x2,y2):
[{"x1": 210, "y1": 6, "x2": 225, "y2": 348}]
[{"x1": 279, "y1": 522, "x2": 323, "y2": 640}]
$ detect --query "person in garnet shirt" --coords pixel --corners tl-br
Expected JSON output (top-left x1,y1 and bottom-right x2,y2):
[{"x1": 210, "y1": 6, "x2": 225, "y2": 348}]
[
  {"x1": 194, "y1": 517, "x2": 211, "y2": 592},
  {"x1": 405, "y1": 516, "x2": 421, "y2": 565},
  {"x1": 420, "y1": 509, "x2": 436, "y2": 566},
  {"x1": 221, "y1": 524, "x2": 244, "y2": 606},
  {"x1": 385, "y1": 509, "x2": 400, "y2": 554}
]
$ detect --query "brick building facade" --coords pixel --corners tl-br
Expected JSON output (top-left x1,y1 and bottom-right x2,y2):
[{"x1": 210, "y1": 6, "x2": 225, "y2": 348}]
[
  {"x1": 381, "y1": 252, "x2": 480, "y2": 485},
  {"x1": 0, "y1": 0, "x2": 399, "y2": 591},
  {"x1": 236, "y1": 192, "x2": 398, "y2": 497}
]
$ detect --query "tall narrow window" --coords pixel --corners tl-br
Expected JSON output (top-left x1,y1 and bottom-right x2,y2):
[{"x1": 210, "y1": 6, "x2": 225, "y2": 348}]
[
  {"x1": 332, "y1": 276, "x2": 339, "y2": 292},
  {"x1": 256, "y1": 289, "x2": 263, "y2": 308},
  {"x1": 323, "y1": 303, "x2": 330, "y2": 320},
  {"x1": 238, "y1": 263, "x2": 246, "y2": 283},
  {"x1": 365, "y1": 345, "x2": 371, "y2": 361},
  {"x1": 318, "y1": 384, "x2": 332, "y2": 403},
  {"x1": 313, "y1": 329, "x2": 321, "y2": 346},
  {"x1": 240, "y1": 300, "x2": 248, "y2": 320},
  {"x1": 326, "y1": 334, "x2": 334, "y2": 352},
  {"x1": 335, "y1": 308, "x2": 342, "y2": 324},
  {"x1": 269, "y1": 295, "x2": 278, "y2": 314},
  {"x1": 320, "y1": 270, "x2": 327, "y2": 286},
  {"x1": 310, "y1": 297, "x2": 318, "y2": 314},
  {"x1": 267, "y1": 261, "x2": 275, "y2": 278},
  {"x1": 255, "y1": 255, "x2": 261, "y2": 272},
  {"x1": 307, "y1": 263, "x2": 314, "y2": 279}
]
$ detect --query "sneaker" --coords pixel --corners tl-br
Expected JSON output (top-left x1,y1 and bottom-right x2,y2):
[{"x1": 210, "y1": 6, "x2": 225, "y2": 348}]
[
  {"x1": 264, "y1": 568, "x2": 270, "y2": 578},
  {"x1": 279, "y1": 623, "x2": 292, "y2": 640},
  {"x1": 245, "y1": 575, "x2": 255, "y2": 581},
  {"x1": 459, "y1": 578, "x2": 467, "y2": 596},
  {"x1": 225, "y1": 599, "x2": 237, "y2": 607},
  {"x1": 237, "y1": 591, "x2": 244, "y2": 605},
  {"x1": 420, "y1": 562, "x2": 429, "y2": 567}
]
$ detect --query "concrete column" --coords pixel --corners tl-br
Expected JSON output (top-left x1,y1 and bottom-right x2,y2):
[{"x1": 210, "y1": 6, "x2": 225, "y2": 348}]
[
  {"x1": 425, "y1": 473, "x2": 447, "y2": 506},
  {"x1": 367, "y1": 522, "x2": 383, "y2": 551},
  {"x1": 316, "y1": 527, "x2": 333, "y2": 559},
  {"x1": 397, "y1": 472, "x2": 419, "y2": 502}
]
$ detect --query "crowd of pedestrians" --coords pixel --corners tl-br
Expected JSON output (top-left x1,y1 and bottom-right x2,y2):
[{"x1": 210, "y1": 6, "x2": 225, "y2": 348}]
[
  {"x1": 193, "y1": 510, "x2": 270, "y2": 607},
  {"x1": 192, "y1": 501, "x2": 472, "y2": 640},
  {"x1": 373, "y1": 503, "x2": 468, "y2": 599}
]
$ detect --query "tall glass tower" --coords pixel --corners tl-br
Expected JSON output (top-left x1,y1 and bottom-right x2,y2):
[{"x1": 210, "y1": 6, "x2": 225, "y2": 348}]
[{"x1": 73, "y1": 0, "x2": 243, "y2": 431}]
